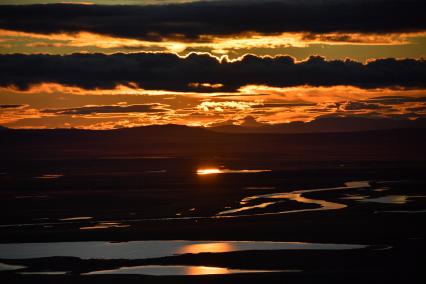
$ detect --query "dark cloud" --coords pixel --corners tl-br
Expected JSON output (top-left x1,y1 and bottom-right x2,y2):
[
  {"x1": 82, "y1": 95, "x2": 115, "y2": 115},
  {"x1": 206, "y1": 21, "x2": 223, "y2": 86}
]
[
  {"x1": 0, "y1": 1, "x2": 424, "y2": 41},
  {"x1": 207, "y1": 115, "x2": 266, "y2": 128},
  {"x1": 41, "y1": 104, "x2": 169, "y2": 115},
  {"x1": 0, "y1": 53, "x2": 425, "y2": 92},
  {"x1": 368, "y1": 96, "x2": 426, "y2": 105},
  {"x1": 240, "y1": 115, "x2": 264, "y2": 127},
  {"x1": 406, "y1": 106, "x2": 426, "y2": 112},
  {"x1": 0, "y1": 104, "x2": 26, "y2": 109},
  {"x1": 252, "y1": 102, "x2": 316, "y2": 108},
  {"x1": 342, "y1": 101, "x2": 386, "y2": 111}
]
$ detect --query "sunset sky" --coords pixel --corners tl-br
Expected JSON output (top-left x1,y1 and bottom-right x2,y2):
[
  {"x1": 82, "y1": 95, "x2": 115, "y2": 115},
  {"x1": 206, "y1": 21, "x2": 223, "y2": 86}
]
[{"x1": 0, "y1": 0, "x2": 425, "y2": 129}]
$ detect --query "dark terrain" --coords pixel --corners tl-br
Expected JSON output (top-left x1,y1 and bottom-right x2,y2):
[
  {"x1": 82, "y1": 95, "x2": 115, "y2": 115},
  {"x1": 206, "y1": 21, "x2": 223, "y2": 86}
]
[{"x1": 0, "y1": 126, "x2": 425, "y2": 283}]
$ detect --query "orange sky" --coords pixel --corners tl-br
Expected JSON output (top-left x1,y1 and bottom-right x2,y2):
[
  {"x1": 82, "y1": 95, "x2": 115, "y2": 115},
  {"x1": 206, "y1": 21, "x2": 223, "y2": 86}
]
[{"x1": 0, "y1": 1, "x2": 425, "y2": 129}]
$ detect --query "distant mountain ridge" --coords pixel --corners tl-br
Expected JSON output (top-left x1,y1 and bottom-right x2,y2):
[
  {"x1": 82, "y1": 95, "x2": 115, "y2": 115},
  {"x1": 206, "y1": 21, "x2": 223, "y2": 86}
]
[
  {"x1": 210, "y1": 117, "x2": 426, "y2": 134},
  {"x1": 2, "y1": 117, "x2": 426, "y2": 134},
  {"x1": 1, "y1": 122, "x2": 426, "y2": 162}
]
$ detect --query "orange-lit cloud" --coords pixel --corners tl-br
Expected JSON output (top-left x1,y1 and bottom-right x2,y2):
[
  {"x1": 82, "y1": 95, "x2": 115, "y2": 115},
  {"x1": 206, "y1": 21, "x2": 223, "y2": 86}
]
[
  {"x1": 0, "y1": 29, "x2": 175, "y2": 50},
  {"x1": 1, "y1": 79, "x2": 425, "y2": 129},
  {"x1": 2, "y1": 29, "x2": 425, "y2": 54},
  {"x1": 0, "y1": 104, "x2": 43, "y2": 124},
  {"x1": 1, "y1": 82, "x2": 205, "y2": 97}
]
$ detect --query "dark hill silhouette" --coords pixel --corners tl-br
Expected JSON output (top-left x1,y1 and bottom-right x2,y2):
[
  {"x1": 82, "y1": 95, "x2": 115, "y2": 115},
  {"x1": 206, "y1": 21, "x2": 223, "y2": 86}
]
[
  {"x1": 115, "y1": 124, "x2": 211, "y2": 137},
  {"x1": 211, "y1": 117, "x2": 426, "y2": 133},
  {"x1": 1, "y1": 123, "x2": 426, "y2": 162}
]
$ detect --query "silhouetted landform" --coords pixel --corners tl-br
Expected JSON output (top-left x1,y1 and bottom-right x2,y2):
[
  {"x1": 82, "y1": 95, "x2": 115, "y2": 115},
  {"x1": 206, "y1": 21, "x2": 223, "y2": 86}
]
[
  {"x1": 211, "y1": 117, "x2": 426, "y2": 133},
  {"x1": 1, "y1": 123, "x2": 425, "y2": 161},
  {"x1": 1, "y1": 124, "x2": 425, "y2": 284}
]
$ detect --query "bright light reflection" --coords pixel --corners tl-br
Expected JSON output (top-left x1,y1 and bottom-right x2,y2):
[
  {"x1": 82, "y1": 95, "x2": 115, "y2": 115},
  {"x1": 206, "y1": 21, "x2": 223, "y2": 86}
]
[
  {"x1": 178, "y1": 242, "x2": 234, "y2": 254},
  {"x1": 197, "y1": 168, "x2": 271, "y2": 175},
  {"x1": 197, "y1": 168, "x2": 221, "y2": 175},
  {"x1": 185, "y1": 266, "x2": 230, "y2": 275}
]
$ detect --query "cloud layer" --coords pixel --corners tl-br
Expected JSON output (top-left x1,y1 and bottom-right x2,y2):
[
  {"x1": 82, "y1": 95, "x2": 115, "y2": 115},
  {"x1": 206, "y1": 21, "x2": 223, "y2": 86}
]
[
  {"x1": 1, "y1": 53, "x2": 425, "y2": 92},
  {"x1": 41, "y1": 103, "x2": 169, "y2": 115},
  {"x1": 0, "y1": 1, "x2": 425, "y2": 41},
  {"x1": 1, "y1": 1, "x2": 425, "y2": 130}
]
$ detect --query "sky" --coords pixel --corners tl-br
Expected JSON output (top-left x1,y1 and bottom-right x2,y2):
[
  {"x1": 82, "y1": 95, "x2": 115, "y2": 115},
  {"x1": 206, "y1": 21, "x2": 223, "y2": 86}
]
[{"x1": 0, "y1": 0, "x2": 425, "y2": 129}]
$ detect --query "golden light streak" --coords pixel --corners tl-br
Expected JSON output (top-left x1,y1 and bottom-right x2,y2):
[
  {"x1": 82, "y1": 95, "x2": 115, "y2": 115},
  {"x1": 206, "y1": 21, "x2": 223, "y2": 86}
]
[
  {"x1": 1, "y1": 29, "x2": 425, "y2": 56},
  {"x1": 197, "y1": 168, "x2": 221, "y2": 175},
  {"x1": 0, "y1": 29, "x2": 188, "y2": 52},
  {"x1": 178, "y1": 243, "x2": 234, "y2": 254},
  {"x1": 185, "y1": 266, "x2": 230, "y2": 275},
  {"x1": 237, "y1": 85, "x2": 426, "y2": 103},
  {"x1": 1, "y1": 83, "x2": 203, "y2": 97},
  {"x1": 197, "y1": 168, "x2": 272, "y2": 175}
]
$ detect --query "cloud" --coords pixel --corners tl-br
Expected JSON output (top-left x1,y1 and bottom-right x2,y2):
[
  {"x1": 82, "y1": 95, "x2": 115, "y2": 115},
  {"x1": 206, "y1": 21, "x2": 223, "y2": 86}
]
[
  {"x1": 340, "y1": 101, "x2": 385, "y2": 111},
  {"x1": 0, "y1": 104, "x2": 41, "y2": 124},
  {"x1": 406, "y1": 105, "x2": 426, "y2": 112},
  {"x1": 367, "y1": 96, "x2": 426, "y2": 105},
  {"x1": 252, "y1": 102, "x2": 316, "y2": 108},
  {"x1": 0, "y1": 53, "x2": 425, "y2": 92},
  {"x1": 0, "y1": 104, "x2": 25, "y2": 109},
  {"x1": 240, "y1": 115, "x2": 265, "y2": 127},
  {"x1": 0, "y1": 1, "x2": 424, "y2": 42},
  {"x1": 197, "y1": 101, "x2": 256, "y2": 112},
  {"x1": 41, "y1": 103, "x2": 169, "y2": 115}
]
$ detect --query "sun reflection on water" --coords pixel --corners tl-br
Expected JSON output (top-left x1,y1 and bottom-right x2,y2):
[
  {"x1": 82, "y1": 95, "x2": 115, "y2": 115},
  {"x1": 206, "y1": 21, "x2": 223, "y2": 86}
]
[
  {"x1": 197, "y1": 168, "x2": 271, "y2": 175},
  {"x1": 178, "y1": 242, "x2": 234, "y2": 254},
  {"x1": 185, "y1": 266, "x2": 230, "y2": 275},
  {"x1": 197, "y1": 168, "x2": 222, "y2": 175}
]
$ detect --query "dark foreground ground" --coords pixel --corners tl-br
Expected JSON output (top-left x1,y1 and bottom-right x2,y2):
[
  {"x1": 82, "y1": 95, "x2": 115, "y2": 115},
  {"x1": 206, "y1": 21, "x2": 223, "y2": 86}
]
[{"x1": 0, "y1": 126, "x2": 425, "y2": 283}]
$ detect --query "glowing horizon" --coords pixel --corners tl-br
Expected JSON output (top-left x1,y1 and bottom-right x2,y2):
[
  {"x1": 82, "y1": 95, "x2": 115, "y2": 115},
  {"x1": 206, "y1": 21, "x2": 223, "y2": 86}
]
[{"x1": 0, "y1": 0, "x2": 425, "y2": 130}]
